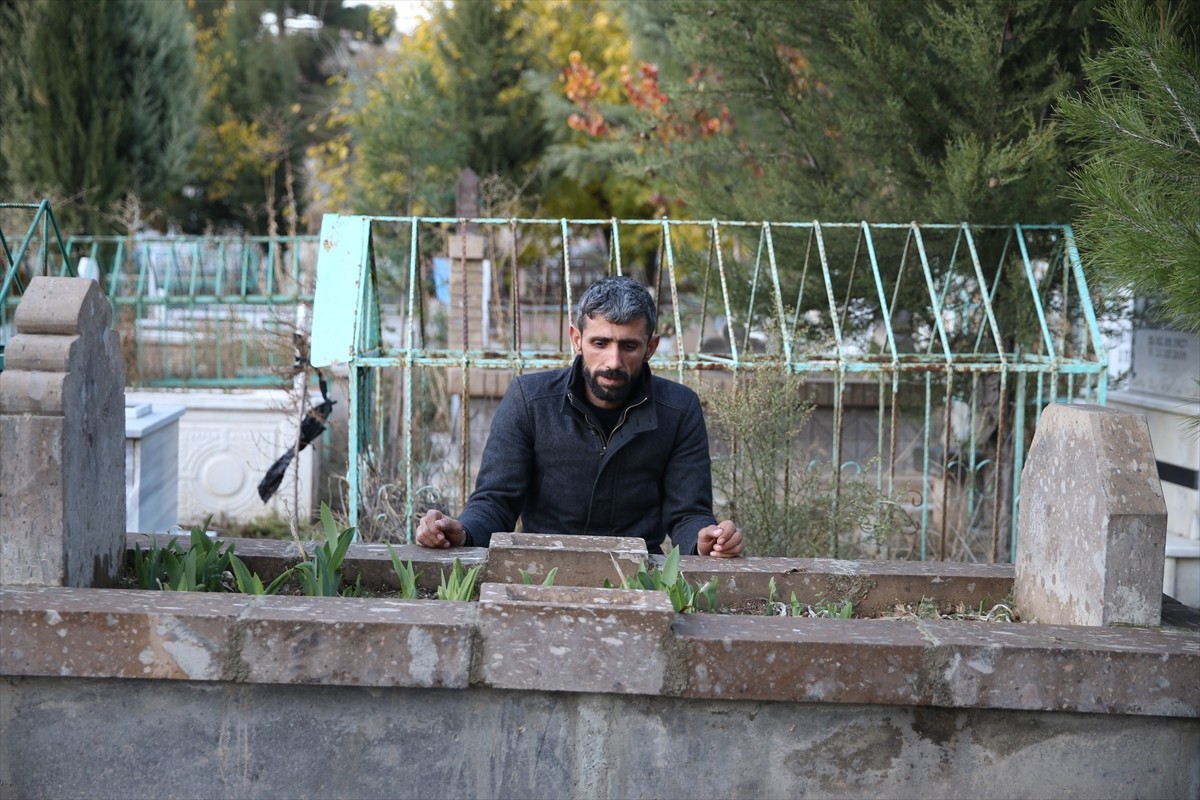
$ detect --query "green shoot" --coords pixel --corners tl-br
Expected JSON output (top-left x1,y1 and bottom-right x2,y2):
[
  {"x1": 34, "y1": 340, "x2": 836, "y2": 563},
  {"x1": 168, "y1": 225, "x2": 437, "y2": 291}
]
[
  {"x1": 608, "y1": 546, "x2": 718, "y2": 613},
  {"x1": 293, "y1": 502, "x2": 360, "y2": 597},
  {"x1": 228, "y1": 554, "x2": 292, "y2": 595},
  {"x1": 437, "y1": 558, "x2": 482, "y2": 601},
  {"x1": 520, "y1": 567, "x2": 559, "y2": 586},
  {"x1": 386, "y1": 543, "x2": 422, "y2": 599},
  {"x1": 132, "y1": 520, "x2": 235, "y2": 592}
]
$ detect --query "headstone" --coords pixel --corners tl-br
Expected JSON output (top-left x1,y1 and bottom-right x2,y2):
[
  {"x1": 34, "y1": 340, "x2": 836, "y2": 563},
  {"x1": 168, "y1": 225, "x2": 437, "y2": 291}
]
[
  {"x1": 1015, "y1": 403, "x2": 1167, "y2": 626},
  {"x1": 0, "y1": 277, "x2": 126, "y2": 586},
  {"x1": 455, "y1": 167, "x2": 481, "y2": 223}
]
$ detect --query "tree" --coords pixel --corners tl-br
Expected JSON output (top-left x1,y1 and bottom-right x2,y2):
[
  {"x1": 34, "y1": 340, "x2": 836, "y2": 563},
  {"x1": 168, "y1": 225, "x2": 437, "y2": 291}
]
[
  {"x1": 176, "y1": 0, "x2": 391, "y2": 233},
  {"x1": 311, "y1": 0, "x2": 602, "y2": 218},
  {"x1": 622, "y1": 0, "x2": 1102, "y2": 226},
  {"x1": 0, "y1": 0, "x2": 198, "y2": 234},
  {"x1": 1058, "y1": 0, "x2": 1200, "y2": 334},
  {"x1": 433, "y1": 0, "x2": 550, "y2": 195}
]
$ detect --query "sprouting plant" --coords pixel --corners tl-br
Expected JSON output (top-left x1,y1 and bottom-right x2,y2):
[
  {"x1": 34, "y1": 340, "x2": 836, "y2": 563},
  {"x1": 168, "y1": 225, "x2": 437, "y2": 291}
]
[
  {"x1": 132, "y1": 536, "x2": 184, "y2": 590},
  {"x1": 133, "y1": 522, "x2": 237, "y2": 592},
  {"x1": 788, "y1": 594, "x2": 854, "y2": 619},
  {"x1": 766, "y1": 576, "x2": 783, "y2": 616},
  {"x1": 916, "y1": 596, "x2": 939, "y2": 619},
  {"x1": 437, "y1": 557, "x2": 483, "y2": 601},
  {"x1": 789, "y1": 592, "x2": 803, "y2": 618},
  {"x1": 823, "y1": 599, "x2": 854, "y2": 619},
  {"x1": 386, "y1": 543, "x2": 422, "y2": 599},
  {"x1": 520, "y1": 567, "x2": 559, "y2": 586},
  {"x1": 606, "y1": 546, "x2": 718, "y2": 614},
  {"x1": 228, "y1": 554, "x2": 293, "y2": 595},
  {"x1": 293, "y1": 503, "x2": 361, "y2": 597}
]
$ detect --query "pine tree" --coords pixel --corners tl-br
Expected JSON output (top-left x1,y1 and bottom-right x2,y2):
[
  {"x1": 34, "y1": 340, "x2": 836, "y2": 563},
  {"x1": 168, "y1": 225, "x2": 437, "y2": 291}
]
[
  {"x1": 434, "y1": 0, "x2": 550, "y2": 191},
  {"x1": 0, "y1": 0, "x2": 198, "y2": 234},
  {"x1": 638, "y1": 0, "x2": 1103, "y2": 225},
  {"x1": 1058, "y1": 0, "x2": 1200, "y2": 333}
]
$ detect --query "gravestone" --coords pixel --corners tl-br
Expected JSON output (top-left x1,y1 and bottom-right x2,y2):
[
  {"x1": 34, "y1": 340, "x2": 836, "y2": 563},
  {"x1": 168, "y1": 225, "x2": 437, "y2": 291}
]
[
  {"x1": 1015, "y1": 403, "x2": 1167, "y2": 626},
  {"x1": 0, "y1": 277, "x2": 126, "y2": 586}
]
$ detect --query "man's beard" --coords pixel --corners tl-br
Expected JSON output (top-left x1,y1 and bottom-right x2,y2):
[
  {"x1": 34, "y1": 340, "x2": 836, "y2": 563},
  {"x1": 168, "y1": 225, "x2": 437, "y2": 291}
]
[{"x1": 583, "y1": 363, "x2": 639, "y2": 405}]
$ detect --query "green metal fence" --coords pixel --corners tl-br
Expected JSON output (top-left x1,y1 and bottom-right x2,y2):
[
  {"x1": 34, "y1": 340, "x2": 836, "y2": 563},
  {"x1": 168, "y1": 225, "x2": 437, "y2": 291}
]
[
  {"x1": 3, "y1": 201, "x2": 319, "y2": 387},
  {"x1": 311, "y1": 214, "x2": 1107, "y2": 562},
  {"x1": 1, "y1": 201, "x2": 75, "y2": 371},
  {"x1": 64, "y1": 234, "x2": 320, "y2": 387}
]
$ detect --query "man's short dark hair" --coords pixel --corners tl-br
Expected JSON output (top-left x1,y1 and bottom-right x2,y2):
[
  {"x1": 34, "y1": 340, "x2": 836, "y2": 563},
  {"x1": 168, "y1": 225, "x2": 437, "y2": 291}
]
[{"x1": 575, "y1": 276, "x2": 657, "y2": 337}]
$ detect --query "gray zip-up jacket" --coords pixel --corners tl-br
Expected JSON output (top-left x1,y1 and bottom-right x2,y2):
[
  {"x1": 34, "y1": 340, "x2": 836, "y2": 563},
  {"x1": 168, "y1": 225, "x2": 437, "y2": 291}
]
[{"x1": 457, "y1": 357, "x2": 718, "y2": 554}]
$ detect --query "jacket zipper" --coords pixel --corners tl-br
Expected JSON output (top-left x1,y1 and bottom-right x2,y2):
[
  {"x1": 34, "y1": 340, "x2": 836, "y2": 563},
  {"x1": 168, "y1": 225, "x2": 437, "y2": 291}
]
[
  {"x1": 568, "y1": 392, "x2": 648, "y2": 451},
  {"x1": 568, "y1": 391, "x2": 648, "y2": 535}
]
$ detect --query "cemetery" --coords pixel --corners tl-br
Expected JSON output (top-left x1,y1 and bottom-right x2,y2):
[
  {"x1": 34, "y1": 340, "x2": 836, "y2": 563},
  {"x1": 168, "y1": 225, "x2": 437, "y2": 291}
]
[
  {"x1": 2, "y1": 2, "x2": 1198, "y2": 795},
  {"x1": 2, "y1": 212, "x2": 1197, "y2": 797}
]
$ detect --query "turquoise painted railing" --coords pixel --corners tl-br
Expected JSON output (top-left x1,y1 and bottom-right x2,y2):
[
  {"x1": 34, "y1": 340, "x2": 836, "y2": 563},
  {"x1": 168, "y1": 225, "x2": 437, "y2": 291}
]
[
  {"x1": 63, "y1": 234, "x2": 320, "y2": 387},
  {"x1": 310, "y1": 215, "x2": 1107, "y2": 562},
  {"x1": 3, "y1": 201, "x2": 319, "y2": 387},
  {"x1": 1, "y1": 201, "x2": 75, "y2": 371}
]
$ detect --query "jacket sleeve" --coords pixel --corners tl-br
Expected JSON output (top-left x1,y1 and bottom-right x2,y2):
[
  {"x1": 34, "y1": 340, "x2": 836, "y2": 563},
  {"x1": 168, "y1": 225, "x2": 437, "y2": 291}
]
[
  {"x1": 661, "y1": 393, "x2": 718, "y2": 555},
  {"x1": 457, "y1": 378, "x2": 534, "y2": 547}
]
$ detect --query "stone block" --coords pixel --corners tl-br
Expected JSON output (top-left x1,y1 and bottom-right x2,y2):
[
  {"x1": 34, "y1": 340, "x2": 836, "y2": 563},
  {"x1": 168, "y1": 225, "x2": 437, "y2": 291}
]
[
  {"x1": 238, "y1": 596, "x2": 475, "y2": 688},
  {"x1": 125, "y1": 403, "x2": 185, "y2": 533},
  {"x1": 674, "y1": 555, "x2": 1013, "y2": 617},
  {"x1": 673, "y1": 613, "x2": 1200, "y2": 716},
  {"x1": 1, "y1": 277, "x2": 125, "y2": 587},
  {"x1": 476, "y1": 582, "x2": 674, "y2": 694},
  {"x1": 1015, "y1": 403, "x2": 1167, "y2": 626},
  {"x1": 484, "y1": 532, "x2": 647, "y2": 588},
  {"x1": 0, "y1": 588, "x2": 247, "y2": 680},
  {"x1": 447, "y1": 232, "x2": 484, "y2": 260}
]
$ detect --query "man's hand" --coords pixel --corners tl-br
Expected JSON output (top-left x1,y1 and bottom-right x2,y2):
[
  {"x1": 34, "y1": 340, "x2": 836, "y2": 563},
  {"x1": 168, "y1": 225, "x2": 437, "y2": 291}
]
[
  {"x1": 416, "y1": 509, "x2": 466, "y2": 549},
  {"x1": 697, "y1": 520, "x2": 743, "y2": 558}
]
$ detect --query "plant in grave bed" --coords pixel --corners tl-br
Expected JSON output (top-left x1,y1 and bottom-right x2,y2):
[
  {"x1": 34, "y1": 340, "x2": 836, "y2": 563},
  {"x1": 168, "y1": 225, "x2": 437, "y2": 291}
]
[
  {"x1": 520, "y1": 567, "x2": 559, "y2": 586},
  {"x1": 437, "y1": 557, "x2": 483, "y2": 601},
  {"x1": 790, "y1": 595, "x2": 855, "y2": 619},
  {"x1": 292, "y1": 503, "x2": 362, "y2": 597},
  {"x1": 761, "y1": 578, "x2": 855, "y2": 618},
  {"x1": 229, "y1": 555, "x2": 293, "y2": 596},
  {"x1": 386, "y1": 543, "x2": 422, "y2": 599},
  {"x1": 132, "y1": 523, "x2": 236, "y2": 592},
  {"x1": 605, "y1": 546, "x2": 718, "y2": 614}
]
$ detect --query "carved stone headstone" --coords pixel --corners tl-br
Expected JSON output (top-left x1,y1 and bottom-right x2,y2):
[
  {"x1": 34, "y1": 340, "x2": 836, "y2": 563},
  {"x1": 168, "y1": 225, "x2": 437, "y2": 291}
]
[
  {"x1": 1, "y1": 277, "x2": 126, "y2": 586},
  {"x1": 1015, "y1": 403, "x2": 1167, "y2": 626}
]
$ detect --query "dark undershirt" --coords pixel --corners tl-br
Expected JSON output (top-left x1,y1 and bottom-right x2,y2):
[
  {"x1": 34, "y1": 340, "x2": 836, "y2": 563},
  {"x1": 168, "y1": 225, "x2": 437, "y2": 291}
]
[{"x1": 583, "y1": 397, "x2": 624, "y2": 440}]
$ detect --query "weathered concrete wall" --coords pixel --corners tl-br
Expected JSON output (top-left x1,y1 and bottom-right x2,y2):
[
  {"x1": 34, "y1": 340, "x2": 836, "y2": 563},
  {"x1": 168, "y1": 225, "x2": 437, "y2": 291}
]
[
  {"x1": 1016, "y1": 403, "x2": 1168, "y2": 626},
  {"x1": 2, "y1": 676, "x2": 1196, "y2": 800},
  {"x1": 0, "y1": 278, "x2": 125, "y2": 587}
]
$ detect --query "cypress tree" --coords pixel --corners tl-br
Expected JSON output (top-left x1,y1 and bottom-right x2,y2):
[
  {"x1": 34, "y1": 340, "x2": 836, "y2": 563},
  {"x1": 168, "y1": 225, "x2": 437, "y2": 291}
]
[
  {"x1": 434, "y1": 0, "x2": 550, "y2": 191},
  {"x1": 0, "y1": 0, "x2": 198, "y2": 234}
]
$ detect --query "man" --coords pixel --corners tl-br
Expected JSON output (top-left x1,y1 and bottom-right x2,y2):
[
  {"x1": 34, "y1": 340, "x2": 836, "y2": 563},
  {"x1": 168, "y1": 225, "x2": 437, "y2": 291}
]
[{"x1": 417, "y1": 275, "x2": 743, "y2": 558}]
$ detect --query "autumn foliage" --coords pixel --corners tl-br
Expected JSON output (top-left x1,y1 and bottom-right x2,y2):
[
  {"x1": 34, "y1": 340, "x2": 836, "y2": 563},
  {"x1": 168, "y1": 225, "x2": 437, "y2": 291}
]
[{"x1": 561, "y1": 51, "x2": 733, "y2": 145}]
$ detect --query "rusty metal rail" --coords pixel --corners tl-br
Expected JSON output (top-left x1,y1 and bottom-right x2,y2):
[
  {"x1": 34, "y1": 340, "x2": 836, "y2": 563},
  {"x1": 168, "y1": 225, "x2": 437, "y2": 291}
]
[{"x1": 311, "y1": 215, "x2": 1107, "y2": 561}]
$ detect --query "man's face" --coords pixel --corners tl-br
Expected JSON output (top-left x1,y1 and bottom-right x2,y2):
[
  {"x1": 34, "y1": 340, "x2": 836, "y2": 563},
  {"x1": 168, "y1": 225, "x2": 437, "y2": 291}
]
[{"x1": 570, "y1": 315, "x2": 660, "y2": 409}]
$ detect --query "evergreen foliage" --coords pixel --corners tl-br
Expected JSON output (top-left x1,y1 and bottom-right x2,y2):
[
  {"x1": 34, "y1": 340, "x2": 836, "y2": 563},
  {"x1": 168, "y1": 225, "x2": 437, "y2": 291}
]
[
  {"x1": 433, "y1": 0, "x2": 550, "y2": 193},
  {"x1": 0, "y1": 0, "x2": 198, "y2": 234},
  {"x1": 629, "y1": 0, "x2": 1104, "y2": 225},
  {"x1": 1059, "y1": 0, "x2": 1200, "y2": 333}
]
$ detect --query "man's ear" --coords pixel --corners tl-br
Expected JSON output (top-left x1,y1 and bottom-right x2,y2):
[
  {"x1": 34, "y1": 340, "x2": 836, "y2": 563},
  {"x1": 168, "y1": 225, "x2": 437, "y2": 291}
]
[
  {"x1": 569, "y1": 324, "x2": 582, "y2": 354},
  {"x1": 645, "y1": 334, "x2": 661, "y2": 361}
]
